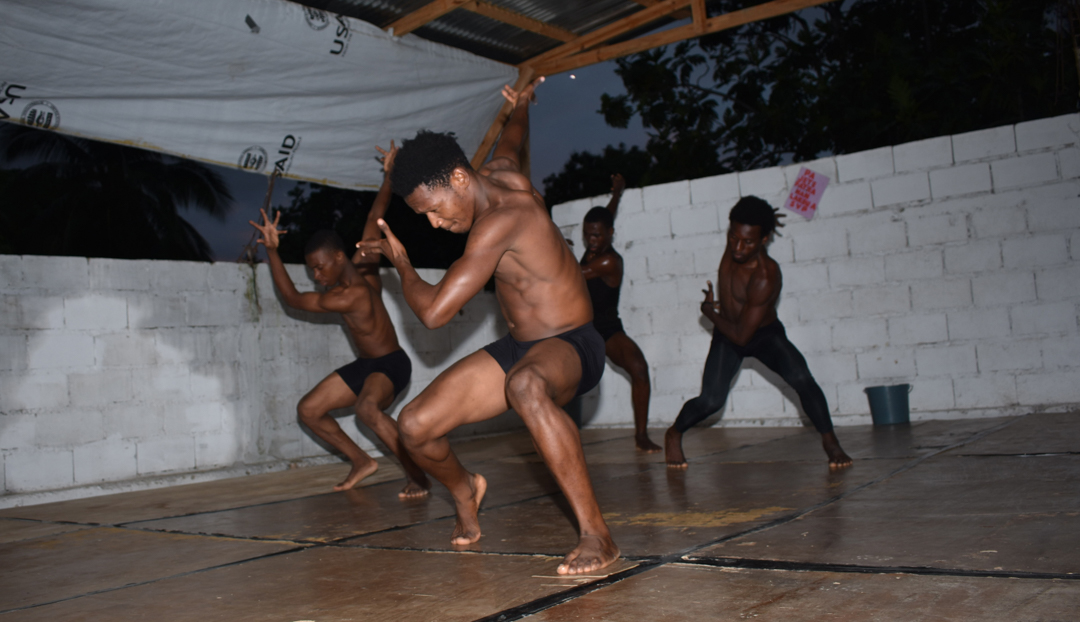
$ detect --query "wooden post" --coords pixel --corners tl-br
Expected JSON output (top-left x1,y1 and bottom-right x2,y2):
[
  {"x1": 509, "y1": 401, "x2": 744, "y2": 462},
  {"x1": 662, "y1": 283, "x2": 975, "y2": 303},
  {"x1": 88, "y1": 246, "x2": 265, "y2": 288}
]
[{"x1": 470, "y1": 66, "x2": 536, "y2": 170}]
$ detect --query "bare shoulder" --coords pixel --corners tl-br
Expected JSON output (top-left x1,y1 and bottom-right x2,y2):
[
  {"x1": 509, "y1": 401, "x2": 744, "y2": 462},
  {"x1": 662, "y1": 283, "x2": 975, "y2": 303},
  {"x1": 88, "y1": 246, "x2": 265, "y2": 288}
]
[{"x1": 480, "y1": 163, "x2": 533, "y2": 193}]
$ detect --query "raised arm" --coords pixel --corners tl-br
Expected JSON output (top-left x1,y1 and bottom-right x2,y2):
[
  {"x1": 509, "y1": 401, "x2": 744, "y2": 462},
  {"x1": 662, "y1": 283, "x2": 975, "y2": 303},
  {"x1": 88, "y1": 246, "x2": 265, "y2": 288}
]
[
  {"x1": 249, "y1": 209, "x2": 324, "y2": 313},
  {"x1": 699, "y1": 275, "x2": 777, "y2": 347},
  {"x1": 604, "y1": 173, "x2": 626, "y2": 220},
  {"x1": 352, "y1": 141, "x2": 397, "y2": 269},
  {"x1": 358, "y1": 214, "x2": 511, "y2": 329}
]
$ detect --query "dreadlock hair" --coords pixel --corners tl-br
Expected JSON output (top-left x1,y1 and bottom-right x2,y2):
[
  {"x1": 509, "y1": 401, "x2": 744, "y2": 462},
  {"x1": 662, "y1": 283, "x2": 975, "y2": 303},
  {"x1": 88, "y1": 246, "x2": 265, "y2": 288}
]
[
  {"x1": 304, "y1": 229, "x2": 346, "y2": 257},
  {"x1": 391, "y1": 130, "x2": 473, "y2": 198},
  {"x1": 583, "y1": 206, "x2": 614, "y2": 228},
  {"x1": 729, "y1": 195, "x2": 779, "y2": 237}
]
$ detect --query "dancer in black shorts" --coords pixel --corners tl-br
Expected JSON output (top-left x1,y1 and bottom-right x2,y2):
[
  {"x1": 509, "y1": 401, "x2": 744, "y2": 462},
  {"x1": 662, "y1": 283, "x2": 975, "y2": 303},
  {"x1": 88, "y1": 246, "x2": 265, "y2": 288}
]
[
  {"x1": 665, "y1": 196, "x2": 853, "y2": 469},
  {"x1": 570, "y1": 173, "x2": 661, "y2": 452},
  {"x1": 250, "y1": 142, "x2": 429, "y2": 497},
  {"x1": 358, "y1": 77, "x2": 619, "y2": 576}
]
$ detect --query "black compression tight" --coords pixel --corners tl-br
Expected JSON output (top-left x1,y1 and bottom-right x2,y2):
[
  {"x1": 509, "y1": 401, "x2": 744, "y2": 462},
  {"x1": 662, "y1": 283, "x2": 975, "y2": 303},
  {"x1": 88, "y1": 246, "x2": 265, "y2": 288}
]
[{"x1": 673, "y1": 322, "x2": 834, "y2": 434}]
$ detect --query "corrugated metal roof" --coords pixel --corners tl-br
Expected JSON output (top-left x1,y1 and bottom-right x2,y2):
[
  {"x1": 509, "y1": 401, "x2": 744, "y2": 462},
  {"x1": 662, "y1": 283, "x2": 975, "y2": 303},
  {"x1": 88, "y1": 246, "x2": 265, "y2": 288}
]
[{"x1": 296, "y1": 0, "x2": 682, "y2": 66}]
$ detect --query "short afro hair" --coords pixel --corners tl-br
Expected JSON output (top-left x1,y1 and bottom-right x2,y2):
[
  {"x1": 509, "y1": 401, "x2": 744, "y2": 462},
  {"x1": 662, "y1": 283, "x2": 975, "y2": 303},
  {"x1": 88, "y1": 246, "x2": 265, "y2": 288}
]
[
  {"x1": 583, "y1": 207, "x2": 614, "y2": 228},
  {"x1": 729, "y1": 196, "x2": 779, "y2": 237},
  {"x1": 304, "y1": 229, "x2": 346, "y2": 257},
  {"x1": 391, "y1": 130, "x2": 473, "y2": 198}
]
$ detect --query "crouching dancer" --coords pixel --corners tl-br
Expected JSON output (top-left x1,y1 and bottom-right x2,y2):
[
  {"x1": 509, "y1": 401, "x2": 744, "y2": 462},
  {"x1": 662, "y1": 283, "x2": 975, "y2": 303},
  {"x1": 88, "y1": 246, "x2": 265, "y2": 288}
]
[
  {"x1": 359, "y1": 77, "x2": 620, "y2": 575},
  {"x1": 666, "y1": 196, "x2": 853, "y2": 470},
  {"x1": 250, "y1": 143, "x2": 429, "y2": 497}
]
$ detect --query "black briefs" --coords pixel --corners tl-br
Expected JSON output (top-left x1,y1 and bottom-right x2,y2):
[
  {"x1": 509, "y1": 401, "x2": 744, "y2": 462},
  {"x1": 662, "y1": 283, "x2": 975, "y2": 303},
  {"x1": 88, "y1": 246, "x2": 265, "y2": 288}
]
[
  {"x1": 334, "y1": 349, "x2": 412, "y2": 398},
  {"x1": 482, "y1": 323, "x2": 606, "y2": 397}
]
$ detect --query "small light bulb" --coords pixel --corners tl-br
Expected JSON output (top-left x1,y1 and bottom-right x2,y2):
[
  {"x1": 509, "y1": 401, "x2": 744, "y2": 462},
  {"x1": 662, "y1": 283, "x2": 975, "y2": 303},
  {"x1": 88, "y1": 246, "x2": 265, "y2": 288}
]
[{"x1": 569, "y1": 74, "x2": 576, "y2": 79}]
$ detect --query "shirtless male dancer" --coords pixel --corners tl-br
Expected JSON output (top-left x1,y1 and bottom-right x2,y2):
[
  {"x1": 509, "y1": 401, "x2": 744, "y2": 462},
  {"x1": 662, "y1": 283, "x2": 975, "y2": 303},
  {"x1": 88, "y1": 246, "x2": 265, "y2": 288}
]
[
  {"x1": 665, "y1": 196, "x2": 853, "y2": 469},
  {"x1": 250, "y1": 143, "x2": 430, "y2": 497},
  {"x1": 359, "y1": 77, "x2": 620, "y2": 575},
  {"x1": 575, "y1": 173, "x2": 661, "y2": 452}
]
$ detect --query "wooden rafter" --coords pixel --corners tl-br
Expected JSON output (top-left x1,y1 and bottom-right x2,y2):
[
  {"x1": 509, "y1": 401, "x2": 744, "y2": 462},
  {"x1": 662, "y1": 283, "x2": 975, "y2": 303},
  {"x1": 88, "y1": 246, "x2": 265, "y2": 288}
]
[
  {"x1": 386, "y1": 0, "x2": 575, "y2": 42},
  {"x1": 470, "y1": 67, "x2": 536, "y2": 169},
  {"x1": 523, "y1": 0, "x2": 693, "y2": 70},
  {"x1": 529, "y1": 0, "x2": 838, "y2": 76},
  {"x1": 465, "y1": 1, "x2": 576, "y2": 42},
  {"x1": 386, "y1": 0, "x2": 468, "y2": 36}
]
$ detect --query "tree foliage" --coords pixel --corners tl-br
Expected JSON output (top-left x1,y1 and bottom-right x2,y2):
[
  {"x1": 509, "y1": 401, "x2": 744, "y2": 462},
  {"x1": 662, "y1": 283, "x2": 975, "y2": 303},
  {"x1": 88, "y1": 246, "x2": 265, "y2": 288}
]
[
  {"x1": 0, "y1": 124, "x2": 232, "y2": 260},
  {"x1": 545, "y1": 0, "x2": 1077, "y2": 203}
]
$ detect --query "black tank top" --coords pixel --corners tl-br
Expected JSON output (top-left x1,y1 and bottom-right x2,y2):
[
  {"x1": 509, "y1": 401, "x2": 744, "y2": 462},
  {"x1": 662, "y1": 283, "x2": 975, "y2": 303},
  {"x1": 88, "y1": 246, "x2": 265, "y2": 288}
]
[{"x1": 582, "y1": 252, "x2": 621, "y2": 327}]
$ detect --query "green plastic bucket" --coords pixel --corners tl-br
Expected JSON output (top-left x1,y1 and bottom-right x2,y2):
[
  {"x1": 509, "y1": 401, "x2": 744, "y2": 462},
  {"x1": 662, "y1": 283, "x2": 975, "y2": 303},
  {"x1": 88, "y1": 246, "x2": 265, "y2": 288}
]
[{"x1": 865, "y1": 384, "x2": 911, "y2": 426}]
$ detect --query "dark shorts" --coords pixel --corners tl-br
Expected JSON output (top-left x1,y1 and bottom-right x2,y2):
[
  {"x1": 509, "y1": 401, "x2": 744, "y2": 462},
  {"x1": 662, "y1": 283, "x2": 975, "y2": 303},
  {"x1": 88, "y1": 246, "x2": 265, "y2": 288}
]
[
  {"x1": 334, "y1": 349, "x2": 412, "y2": 398},
  {"x1": 593, "y1": 317, "x2": 624, "y2": 343},
  {"x1": 482, "y1": 323, "x2": 606, "y2": 397}
]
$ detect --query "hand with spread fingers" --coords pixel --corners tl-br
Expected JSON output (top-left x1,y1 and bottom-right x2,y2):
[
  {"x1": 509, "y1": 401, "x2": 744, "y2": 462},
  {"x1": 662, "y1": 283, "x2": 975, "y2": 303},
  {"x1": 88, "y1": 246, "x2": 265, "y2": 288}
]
[
  {"x1": 357, "y1": 218, "x2": 411, "y2": 268},
  {"x1": 249, "y1": 208, "x2": 287, "y2": 251},
  {"x1": 375, "y1": 140, "x2": 398, "y2": 175}
]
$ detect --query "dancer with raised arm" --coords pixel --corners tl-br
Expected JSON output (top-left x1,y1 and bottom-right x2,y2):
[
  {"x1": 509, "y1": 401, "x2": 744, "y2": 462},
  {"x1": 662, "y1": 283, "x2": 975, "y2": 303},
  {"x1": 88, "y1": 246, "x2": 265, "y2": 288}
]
[
  {"x1": 250, "y1": 143, "x2": 430, "y2": 497},
  {"x1": 573, "y1": 173, "x2": 661, "y2": 452},
  {"x1": 665, "y1": 196, "x2": 853, "y2": 469},
  {"x1": 359, "y1": 77, "x2": 620, "y2": 575}
]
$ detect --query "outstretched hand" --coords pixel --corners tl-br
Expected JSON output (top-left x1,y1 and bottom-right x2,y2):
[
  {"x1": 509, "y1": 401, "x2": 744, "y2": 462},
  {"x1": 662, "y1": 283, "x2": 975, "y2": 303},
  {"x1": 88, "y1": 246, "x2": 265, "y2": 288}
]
[
  {"x1": 375, "y1": 140, "x2": 398, "y2": 175},
  {"x1": 501, "y1": 76, "x2": 544, "y2": 108},
  {"x1": 610, "y1": 173, "x2": 625, "y2": 195},
  {"x1": 356, "y1": 219, "x2": 411, "y2": 267},
  {"x1": 248, "y1": 208, "x2": 286, "y2": 251},
  {"x1": 773, "y1": 207, "x2": 787, "y2": 232},
  {"x1": 700, "y1": 280, "x2": 718, "y2": 317}
]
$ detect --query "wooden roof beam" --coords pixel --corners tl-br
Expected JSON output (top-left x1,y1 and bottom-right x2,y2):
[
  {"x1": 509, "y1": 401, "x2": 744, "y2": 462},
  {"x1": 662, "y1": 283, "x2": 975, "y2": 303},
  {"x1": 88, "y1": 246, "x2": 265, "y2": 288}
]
[
  {"x1": 385, "y1": 0, "x2": 469, "y2": 36},
  {"x1": 464, "y1": 1, "x2": 577, "y2": 42},
  {"x1": 531, "y1": 0, "x2": 838, "y2": 76},
  {"x1": 629, "y1": 0, "x2": 693, "y2": 20},
  {"x1": 522, "y1": 0, "x2": 693, "y2": 69}
]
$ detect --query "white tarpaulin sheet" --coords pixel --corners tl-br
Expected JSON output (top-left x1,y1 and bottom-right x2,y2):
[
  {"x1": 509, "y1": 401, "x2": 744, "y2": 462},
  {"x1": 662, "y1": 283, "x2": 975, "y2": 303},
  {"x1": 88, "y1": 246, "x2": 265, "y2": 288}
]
[{"x1": 0, "y1": 0, "x2": 518, "y2": 189}]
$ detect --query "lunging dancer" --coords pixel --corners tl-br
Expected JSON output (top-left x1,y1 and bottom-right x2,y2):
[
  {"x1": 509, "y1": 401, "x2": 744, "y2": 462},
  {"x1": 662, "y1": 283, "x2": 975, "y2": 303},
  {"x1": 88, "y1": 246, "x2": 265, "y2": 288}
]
[
  {"x1": 359, "y1": 77, "x2": 620, "y2": 575},
  {"x1": 250, "y1": 143, "x2": 430, "y2": 497},
  {"x1": 665, "y1": 196, "x2": 853, "y2": 469},
  {"x1": 571, "y1": 173, "x2": 660, "y2": 452}
]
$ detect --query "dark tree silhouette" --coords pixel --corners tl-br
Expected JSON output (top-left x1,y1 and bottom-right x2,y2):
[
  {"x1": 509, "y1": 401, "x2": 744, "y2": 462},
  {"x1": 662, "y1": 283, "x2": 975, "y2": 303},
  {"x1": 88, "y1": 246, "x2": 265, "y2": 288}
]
[
  {"x1": 547, "y1": 0, "x2": 1078, "y2": 203},
  {"x1": 0, "y1": 124, "x2": 232, "y2": 261}
]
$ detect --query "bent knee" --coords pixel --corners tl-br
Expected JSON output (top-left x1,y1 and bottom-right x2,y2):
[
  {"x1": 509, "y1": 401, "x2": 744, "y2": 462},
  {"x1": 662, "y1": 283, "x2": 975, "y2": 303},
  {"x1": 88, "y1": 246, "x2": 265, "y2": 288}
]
[
  {"x1": 296, "y1": 399, "x2": 322, "y2": 423},
  {"x1": 505, "y1": 366, "x2": 551, "y2": 410},
  {"x1": 396, "y1": 405, "x2": 429, "y2": 448}
]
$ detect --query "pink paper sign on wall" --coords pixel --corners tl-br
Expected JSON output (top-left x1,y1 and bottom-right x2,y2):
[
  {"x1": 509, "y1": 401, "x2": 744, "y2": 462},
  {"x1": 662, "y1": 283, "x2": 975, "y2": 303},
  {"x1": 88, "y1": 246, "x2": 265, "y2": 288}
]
[{"x1": 784, "y1": 167, "x2": 830, "y2": 220}]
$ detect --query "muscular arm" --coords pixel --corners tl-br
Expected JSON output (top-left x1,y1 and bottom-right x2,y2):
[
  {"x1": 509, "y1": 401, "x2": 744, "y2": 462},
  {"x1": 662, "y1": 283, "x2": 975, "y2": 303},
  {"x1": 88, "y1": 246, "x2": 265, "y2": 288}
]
[
  {"x1": 604, "y1": 173, "x2": 625, "y2": 220},
  {"x1": 701, "y1": 273, "x2": 778, "y2": 347},
  {"x1": 580, "y1": 253, "x2": 620, "y2": 287},
  {"x1": 363, "y1": 213, "x2": 513, "y2": 329},
  {"x1": 265, "y1": 248, "x2": 326, "y2": 313},
  {"x1": 352, "y1": 143, "x2": 397, "y2": 291}
]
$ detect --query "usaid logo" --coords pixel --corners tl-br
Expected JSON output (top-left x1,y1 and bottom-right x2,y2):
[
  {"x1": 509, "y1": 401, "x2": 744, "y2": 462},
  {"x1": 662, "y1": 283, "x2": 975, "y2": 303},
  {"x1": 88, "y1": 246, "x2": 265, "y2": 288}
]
[
  {"x1": 273, "y1": 134, "x2": 300, "y2": 175},
  {"x1": 21, "y1": 100, "x2": 60, "y2": 130},
  {"x1": 0, "y1": 82, "x2": 27, "y2": 121},
  {"x1": 238, "y1": 146, "x2": 268, "y2": 172},
  {"x1": 330, "y1": 15, "x2": 352, "y2": 56},
  {"x1": 304, "y1": 8, "x2": 330, "y2": 30}
]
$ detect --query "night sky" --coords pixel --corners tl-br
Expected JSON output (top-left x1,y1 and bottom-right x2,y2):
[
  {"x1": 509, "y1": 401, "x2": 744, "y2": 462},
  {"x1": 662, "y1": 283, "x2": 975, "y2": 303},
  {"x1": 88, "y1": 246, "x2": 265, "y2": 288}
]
[{"x1": 182, "y1": 60, "x2": 649, "y2": 262}]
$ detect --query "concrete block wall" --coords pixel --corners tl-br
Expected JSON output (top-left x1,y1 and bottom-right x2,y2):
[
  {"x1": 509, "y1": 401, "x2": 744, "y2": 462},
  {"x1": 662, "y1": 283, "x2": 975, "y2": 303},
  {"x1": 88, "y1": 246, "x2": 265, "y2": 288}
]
[
  {"x1": 554, "y1": 114, "x2": 1080, "y2": 429},
  {"x1": 0, "y1": 258, "x2": 507, "y2": 502}
]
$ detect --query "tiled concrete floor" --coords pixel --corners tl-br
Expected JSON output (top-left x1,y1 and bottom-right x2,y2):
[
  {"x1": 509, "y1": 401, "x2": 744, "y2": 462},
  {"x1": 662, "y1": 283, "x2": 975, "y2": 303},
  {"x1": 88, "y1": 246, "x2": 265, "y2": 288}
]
[{"x1": 1, "y1": 414, "x2": 1077, "y2": 621}]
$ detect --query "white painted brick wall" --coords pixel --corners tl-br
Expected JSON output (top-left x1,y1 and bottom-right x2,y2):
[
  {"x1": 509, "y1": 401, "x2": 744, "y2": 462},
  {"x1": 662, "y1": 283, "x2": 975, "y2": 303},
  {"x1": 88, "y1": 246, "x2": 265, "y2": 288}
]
[
  {"x1": 548, "y1": 114, "x2": 1079, "y2": 435},
  {"x1": 5, "y1": 115, "x2": 1079, "y2": 503}
]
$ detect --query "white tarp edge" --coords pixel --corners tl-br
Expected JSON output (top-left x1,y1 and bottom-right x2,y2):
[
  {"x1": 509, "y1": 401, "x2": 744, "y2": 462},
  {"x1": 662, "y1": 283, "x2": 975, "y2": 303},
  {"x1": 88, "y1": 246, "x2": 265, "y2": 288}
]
[{"x1": 0, "y1": 0, "x2": 518, "y2": 189}]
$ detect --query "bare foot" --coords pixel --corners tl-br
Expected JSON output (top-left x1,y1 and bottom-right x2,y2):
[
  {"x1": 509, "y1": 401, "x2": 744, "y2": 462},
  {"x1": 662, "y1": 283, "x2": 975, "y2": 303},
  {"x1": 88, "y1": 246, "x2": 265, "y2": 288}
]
[
  {"x1": 333, "y1": 458, "x2": 379, "y2": 492},
  {"x1": 635, "y1": 434, "x2": 662, "y2": 453},
  {"x1": 557, "y1": 533, "x2": 621, "y2": 576},
  {"x1": 450, "y1": 472, "x2": 487, "y2": 545},
  {"x1": 398, "y1": 477, "x2": 431, "y2": 499},
  {"x1": 665, "y1": 427, "x2": 688, "y2": 469},
  {"x1": 822, "y1": 431, "x2": 853, "y2": 469}
]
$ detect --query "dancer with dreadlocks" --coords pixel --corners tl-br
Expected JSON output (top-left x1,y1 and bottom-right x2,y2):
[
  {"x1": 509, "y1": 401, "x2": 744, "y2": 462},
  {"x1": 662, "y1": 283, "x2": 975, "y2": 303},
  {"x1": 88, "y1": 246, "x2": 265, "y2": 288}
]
[{"x1": 665, "y1": 196, "x2": 853, "y2": 469}]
